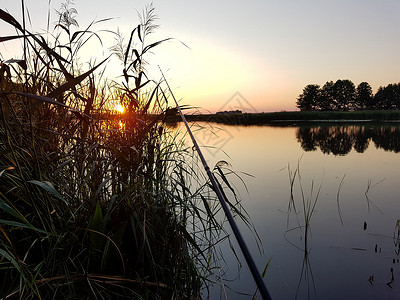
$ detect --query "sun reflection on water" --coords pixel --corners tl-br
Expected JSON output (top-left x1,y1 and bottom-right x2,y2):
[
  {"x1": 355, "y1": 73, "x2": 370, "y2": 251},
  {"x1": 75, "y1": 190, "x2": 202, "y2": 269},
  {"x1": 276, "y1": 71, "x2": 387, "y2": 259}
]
[{"x1": 118, "y1": 120, "x2": 125, "y2": 131}]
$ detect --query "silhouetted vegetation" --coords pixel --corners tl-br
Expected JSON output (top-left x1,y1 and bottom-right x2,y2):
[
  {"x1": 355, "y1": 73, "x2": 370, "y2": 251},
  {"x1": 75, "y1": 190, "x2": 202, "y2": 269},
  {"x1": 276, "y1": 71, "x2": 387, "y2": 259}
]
[
  {"x1": 0, "y1": 3, "x2": 252, "y2": 299},
  {"x1": 297, "y1": 79, "x2": 400, "y2": 111},
  {"x1": 180, "y1": 110, "x2": 400, "y2": 125},
  {"x1": 216, "y1": 109, "x2": 242, "y2": 114}
]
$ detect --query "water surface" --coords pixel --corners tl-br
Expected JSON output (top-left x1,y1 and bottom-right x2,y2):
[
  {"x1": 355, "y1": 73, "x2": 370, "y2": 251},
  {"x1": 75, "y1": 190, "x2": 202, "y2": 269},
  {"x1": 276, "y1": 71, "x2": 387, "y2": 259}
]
[{"x1": 192, "y1": 123, "x2": 400, "y2": 300}]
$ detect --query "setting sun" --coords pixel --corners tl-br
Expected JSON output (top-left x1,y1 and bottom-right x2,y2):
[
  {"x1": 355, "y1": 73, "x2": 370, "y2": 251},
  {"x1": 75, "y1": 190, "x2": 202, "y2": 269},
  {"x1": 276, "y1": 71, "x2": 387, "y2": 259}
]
[{"x1": 114, "y1": 104, "x2": 125, "y2": 114}]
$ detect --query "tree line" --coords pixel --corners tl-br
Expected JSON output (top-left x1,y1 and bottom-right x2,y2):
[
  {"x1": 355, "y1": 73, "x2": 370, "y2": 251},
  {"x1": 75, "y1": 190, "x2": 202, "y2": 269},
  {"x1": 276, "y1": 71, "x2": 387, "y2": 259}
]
[{"x1": 296, "y1": 79, "x2": 400, "y2": 111}]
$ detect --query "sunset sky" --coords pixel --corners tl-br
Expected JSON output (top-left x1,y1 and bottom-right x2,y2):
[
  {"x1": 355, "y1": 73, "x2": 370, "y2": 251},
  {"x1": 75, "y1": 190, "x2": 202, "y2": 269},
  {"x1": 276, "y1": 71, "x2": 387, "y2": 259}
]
[{"x1": 2, "y1": 0, "x2": 400, "y2": 112}]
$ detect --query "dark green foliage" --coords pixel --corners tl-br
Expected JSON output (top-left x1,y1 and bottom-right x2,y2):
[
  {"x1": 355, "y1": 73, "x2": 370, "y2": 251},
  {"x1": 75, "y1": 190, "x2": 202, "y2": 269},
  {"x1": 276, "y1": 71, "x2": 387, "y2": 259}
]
[
  {"x1": 296, "y1": 84, "x2": 320, "y2": 111},
  {"x1": 298, "y1": 79, "x2": 400, "y2": 111},
  {"x1": 332, "y1": 79, "x2": 356, "y2": 111},
  {"x1": 374, "y1": 83, "x2": 400, "y2": 110},
  {"x1": 356, "y1": 82, "x2": 374, "y2": 109},
  {"x1": 320, "y1": 81, "x2": 335, "y2": 111},
  {"x1": 297, "y1": 79, "x2": 356, "y2": 111},
  {"x1": 0, "y1": 3, "x2": 244, "y2": 299}
]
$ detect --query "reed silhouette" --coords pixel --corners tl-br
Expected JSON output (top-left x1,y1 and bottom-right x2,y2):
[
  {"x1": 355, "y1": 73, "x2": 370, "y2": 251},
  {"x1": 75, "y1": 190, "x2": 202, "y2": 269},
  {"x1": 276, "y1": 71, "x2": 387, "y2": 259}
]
[{"x1": 0, "y1": 2, "x2": 255, "y2": 299}]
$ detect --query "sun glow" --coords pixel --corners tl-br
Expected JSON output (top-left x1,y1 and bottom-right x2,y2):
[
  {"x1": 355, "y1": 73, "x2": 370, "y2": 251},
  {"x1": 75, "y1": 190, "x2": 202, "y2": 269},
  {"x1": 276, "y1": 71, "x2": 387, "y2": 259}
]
[{"x1": 114, "y1": 104, "x2": 125, "y2": 114}]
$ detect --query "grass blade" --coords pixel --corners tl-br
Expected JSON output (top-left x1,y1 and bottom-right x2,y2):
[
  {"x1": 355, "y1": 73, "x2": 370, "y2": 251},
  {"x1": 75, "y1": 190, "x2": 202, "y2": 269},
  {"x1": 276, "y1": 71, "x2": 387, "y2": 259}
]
[{"x1": 27, "y1": 180, "x2": 67, "y2": 204}]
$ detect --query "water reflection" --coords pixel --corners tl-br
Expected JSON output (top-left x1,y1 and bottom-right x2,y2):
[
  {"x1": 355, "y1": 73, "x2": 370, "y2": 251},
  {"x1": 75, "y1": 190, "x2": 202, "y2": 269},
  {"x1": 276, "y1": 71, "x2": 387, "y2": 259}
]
[
  {"x1": 394, "y1": 220, "x2": 400, "y2": 257},
  {"x1": 285, "y1": 165, "x2": 321, "y2": 300},
  {"x1": 297, "y1": 251, "x2": 316, "y2": 300},
  {"x1": 296, "y1": 125, "x2": 400, "y2": 155},
  {"x1": 189, "y1": 124, "x2": 400, "y2": 299}
]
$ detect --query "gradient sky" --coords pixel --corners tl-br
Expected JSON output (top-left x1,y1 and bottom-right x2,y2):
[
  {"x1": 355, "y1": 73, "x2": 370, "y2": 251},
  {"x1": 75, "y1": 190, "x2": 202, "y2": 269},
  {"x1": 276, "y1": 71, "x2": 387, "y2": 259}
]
[{"x1": 2, "y1": 0, "x2": 400, "y2": 112}]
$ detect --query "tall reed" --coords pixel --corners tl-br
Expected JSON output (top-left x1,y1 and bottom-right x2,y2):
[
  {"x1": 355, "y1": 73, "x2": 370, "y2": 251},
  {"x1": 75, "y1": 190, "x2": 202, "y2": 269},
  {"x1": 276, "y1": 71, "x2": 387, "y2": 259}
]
[
  {"x1": 0, "y1": 2, "x2": 248, "y2": 299},
  {"x1": 285, "y1": 161, "x2": 322, "y2": 299}
]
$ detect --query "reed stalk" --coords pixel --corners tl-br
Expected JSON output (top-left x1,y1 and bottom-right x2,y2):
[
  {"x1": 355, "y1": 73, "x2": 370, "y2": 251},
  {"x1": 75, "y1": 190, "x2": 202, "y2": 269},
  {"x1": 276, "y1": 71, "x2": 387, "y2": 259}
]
[
  {"x1": 0, "y1": 2, "x2": 250, "y2": 298},
  {"x1": 285, "y1": 161, "x2": 321, "y2": 299}
]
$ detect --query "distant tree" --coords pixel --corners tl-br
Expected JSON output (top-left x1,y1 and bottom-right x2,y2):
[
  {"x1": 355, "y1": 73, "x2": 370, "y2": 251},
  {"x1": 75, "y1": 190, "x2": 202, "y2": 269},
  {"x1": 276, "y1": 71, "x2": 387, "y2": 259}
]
[
  {"x1": 332, "y1": 79, "x2": 356, "y2": 110},
  {"x1": 297, "y1": 79, "x2": 400, "y2": 111},
  {"x1": 374, "y1": 86, "x2": 388, "y2": 110},
  {"x1": 320, "y1": 81, "x2": 335, "y2": 110},
  {"x1": 296, "y1": 84, "x2": 321, "y2": 111},
  {"x1": 375, "y1": 83, "x2": 400, "y2": 109},
  {"x1": 355, "y1": 82, "x2": 374, "y2": 109},
  {"x1": 374, "y1": 83, "x2": 400, "y2": 110},
  {"x1": 393, "y1": 84, "x2": 400, "y2": 109}
]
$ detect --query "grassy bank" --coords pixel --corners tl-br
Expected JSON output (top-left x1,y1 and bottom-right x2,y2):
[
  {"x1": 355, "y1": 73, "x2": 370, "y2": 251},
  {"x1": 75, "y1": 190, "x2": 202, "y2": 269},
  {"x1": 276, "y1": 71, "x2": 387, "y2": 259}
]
[{"x1": 177, "y1": 110, "x2": 400, "y2": 125}]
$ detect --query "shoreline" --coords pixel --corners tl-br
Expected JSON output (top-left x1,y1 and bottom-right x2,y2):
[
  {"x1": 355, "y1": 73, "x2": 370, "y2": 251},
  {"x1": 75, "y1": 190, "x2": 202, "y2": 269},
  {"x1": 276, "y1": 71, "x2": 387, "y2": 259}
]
[{"x1": 164, "y1": 110, "x2": 400, "y2": 125}]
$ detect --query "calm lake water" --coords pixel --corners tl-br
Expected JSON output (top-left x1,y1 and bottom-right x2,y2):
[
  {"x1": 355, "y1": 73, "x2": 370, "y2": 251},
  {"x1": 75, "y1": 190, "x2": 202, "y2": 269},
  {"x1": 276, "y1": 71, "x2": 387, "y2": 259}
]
[{"x1": 185, "y1": 123, "x2": 400, "y2": 300}]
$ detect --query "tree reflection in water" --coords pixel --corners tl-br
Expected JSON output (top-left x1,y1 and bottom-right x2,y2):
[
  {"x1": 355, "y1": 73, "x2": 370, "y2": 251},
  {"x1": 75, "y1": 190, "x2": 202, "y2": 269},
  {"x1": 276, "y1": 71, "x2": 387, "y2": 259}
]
[{"x1": 296, "y1": 125, "x2": 400, "y2": 155}]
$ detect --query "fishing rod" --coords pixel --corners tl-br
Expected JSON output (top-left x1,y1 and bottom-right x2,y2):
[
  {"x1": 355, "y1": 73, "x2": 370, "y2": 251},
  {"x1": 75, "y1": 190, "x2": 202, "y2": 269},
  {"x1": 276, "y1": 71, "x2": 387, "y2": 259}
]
[{"x1": 159, "y1": 67, "x2": 273, "y2": 300}]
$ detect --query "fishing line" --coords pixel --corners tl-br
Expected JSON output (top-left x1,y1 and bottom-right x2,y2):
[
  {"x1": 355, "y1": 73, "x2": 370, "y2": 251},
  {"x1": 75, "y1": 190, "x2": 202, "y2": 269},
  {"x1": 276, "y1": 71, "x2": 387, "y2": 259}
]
[{"x1": 159, "y1": 66, "x2": 273, "y2": 300}]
